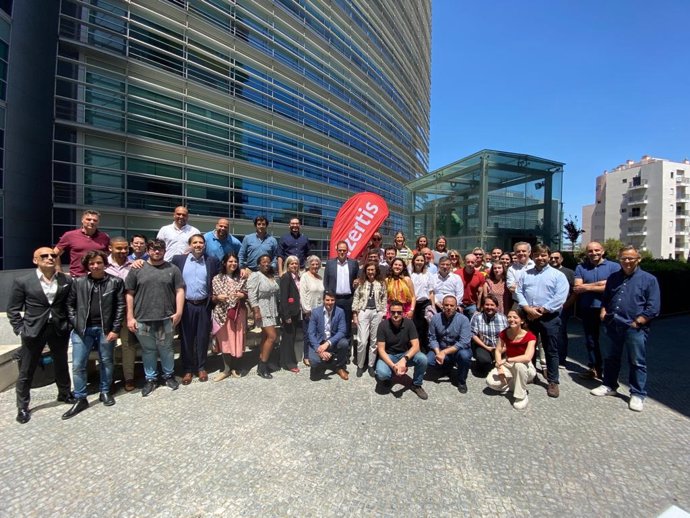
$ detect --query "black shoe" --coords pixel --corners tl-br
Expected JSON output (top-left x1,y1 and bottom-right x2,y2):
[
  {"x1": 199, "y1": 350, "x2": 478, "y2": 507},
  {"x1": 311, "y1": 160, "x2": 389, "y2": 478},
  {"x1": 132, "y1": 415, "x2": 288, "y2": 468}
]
[
  {"x1": 356, "y1": 367, "x2": 365, "y2": 378},
  {"x1": 164, "y1": 376, "x2": 179, "y2": 390},
  {"x1": 368, "y1": 367, "x2": 376, "y2": 378},
  {"x1": 16, "y1": 408, "x2": 31, "y2": 424},
  {"x1": 57, "y1": 392, "x2": 77, "y2": 405},
  {"x1": 257, "y1": 363, "x2": 273, "y2": 379},
  {"x1": 309, "y1": 367, "x2": 323, "y2": 382},
  {"x1": 410, "y1": 384, "x2": 429, "y2": 400},
  {"x1": 142, "y1": 380, "x2": 157, "y2": 397},
  {"x1": 375, "y1": 379, "x2": 392, "y2": 395},
  {"x1": 99, "y1": 392, "x2": 115, "y2": 406},
  {"x1": 458, "y1": 383, "x2": 468, "y2": 394},
  {"x1": 61, "y1": 398, "x2": 89, "y2": 420}
]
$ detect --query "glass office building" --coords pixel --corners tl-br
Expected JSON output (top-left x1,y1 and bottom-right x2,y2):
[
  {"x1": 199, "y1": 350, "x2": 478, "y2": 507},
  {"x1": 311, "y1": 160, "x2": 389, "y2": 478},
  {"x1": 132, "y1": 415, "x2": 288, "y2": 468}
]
[
  {"x1": 408, "y1": 150, "x2": 564, "y2": 253},
  {"x1": 0, "y1": 3, "x2": 10, "y2": 269},
  {"x1": 1, "y1": 0, "x2": 430, "y2": 268}
]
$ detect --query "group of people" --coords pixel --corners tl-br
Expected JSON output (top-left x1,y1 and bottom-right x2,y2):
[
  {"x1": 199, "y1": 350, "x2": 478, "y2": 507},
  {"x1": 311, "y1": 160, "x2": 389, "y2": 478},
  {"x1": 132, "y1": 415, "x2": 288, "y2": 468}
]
[{"x1": 7, "y1": 207, "x2": 661, "y2": 424}]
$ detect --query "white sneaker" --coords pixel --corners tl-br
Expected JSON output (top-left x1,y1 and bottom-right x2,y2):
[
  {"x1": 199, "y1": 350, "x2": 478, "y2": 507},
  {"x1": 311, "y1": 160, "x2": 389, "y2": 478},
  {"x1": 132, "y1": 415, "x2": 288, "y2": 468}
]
[
  {"x1": 590, "y1": 385, "x2": 617, "y2": 397},
  {"x1": 629, "y1": 395, "x2": 644, "y2": 412},
  {"x1": 513, "y1": 396, "x2": 529, "y2": 410}
]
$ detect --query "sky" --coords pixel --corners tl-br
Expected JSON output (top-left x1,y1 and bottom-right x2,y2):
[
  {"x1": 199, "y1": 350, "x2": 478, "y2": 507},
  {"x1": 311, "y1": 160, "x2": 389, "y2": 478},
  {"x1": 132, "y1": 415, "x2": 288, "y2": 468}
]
[{"x1": 429, "y1": 0, "x2": 690, "y2": 223}]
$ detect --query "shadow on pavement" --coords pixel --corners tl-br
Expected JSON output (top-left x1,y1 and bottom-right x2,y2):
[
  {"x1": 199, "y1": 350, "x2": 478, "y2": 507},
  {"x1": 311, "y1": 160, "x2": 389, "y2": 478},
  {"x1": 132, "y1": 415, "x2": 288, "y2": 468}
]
[{"x1": 564, "y1": 314, "x2": 690, "y2": 418}]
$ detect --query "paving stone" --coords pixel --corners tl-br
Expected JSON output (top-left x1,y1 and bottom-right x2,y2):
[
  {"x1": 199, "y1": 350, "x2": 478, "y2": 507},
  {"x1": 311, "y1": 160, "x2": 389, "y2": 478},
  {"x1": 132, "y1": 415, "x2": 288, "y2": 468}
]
[{"x1": 0, "y1": 317, "x2": 688, "y2": 517}]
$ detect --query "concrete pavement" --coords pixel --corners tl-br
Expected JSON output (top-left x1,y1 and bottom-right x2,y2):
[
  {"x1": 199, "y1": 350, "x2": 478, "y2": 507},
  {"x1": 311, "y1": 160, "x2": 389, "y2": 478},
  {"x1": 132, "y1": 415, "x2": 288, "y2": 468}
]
[{"x1": 0, "y1": 316, "x2": 688, "y2": 517}]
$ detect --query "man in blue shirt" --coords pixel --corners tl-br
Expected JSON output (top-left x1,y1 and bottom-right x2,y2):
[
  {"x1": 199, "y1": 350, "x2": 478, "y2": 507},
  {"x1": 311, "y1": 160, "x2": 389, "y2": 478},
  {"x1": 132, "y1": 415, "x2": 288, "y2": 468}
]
[
  {"x1": 516, "y1": 244, "x2": 569, "y2": 398},
  {"x1": 590, "y1": 246, "x2": 660, "y2": 412},
  {"x1": 428, "y1": 295, "x2": 472, "y2": 394},
  {"x1": 204, "y1": 218, "x2": 241, "y2": 263},
  {"x1": 574, "y1": 241, "x2": 621, "y2": 379},
  {"x1": 239, "y1": 215, "x2": 279, "y2": 275},
  {"x1": 171, "y1": 234, "x2": 220, "y2": 384},
  {"x1": 277, "y1": 217, "x2": 311, "y2": 275}
]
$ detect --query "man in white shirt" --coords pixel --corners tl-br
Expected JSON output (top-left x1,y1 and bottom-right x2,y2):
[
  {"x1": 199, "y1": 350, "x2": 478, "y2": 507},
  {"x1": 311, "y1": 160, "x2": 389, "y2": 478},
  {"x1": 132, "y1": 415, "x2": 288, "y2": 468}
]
[
  {"x1": 506, "y1": 241, "x2": 535, "y2": 303},
  {"x1": 433, "y1": 256, "x2": 464, "y2": 312},
  {"x1": 156, "y1": 206, "x2": 200, "y2": 261},
  {"x1": 7, "y1": 247, "x2": 76, "y2": 424}
]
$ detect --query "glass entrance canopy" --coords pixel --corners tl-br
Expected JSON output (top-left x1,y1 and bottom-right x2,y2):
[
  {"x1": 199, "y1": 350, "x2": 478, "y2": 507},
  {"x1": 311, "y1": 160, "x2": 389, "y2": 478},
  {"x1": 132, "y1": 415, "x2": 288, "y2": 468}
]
[{"x1": 407, "y1": 150, "x2": 564, "y2": 253}]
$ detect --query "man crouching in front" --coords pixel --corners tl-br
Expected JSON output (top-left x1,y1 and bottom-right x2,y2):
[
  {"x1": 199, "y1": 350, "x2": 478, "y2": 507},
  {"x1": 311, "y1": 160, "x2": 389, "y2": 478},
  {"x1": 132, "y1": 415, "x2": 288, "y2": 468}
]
[
  {"x1": 307, "y1": 291, "x2": 350, "y2": 381},
  {"x1": 374, "y1": 300, "x2": 428, "y2": 399}
]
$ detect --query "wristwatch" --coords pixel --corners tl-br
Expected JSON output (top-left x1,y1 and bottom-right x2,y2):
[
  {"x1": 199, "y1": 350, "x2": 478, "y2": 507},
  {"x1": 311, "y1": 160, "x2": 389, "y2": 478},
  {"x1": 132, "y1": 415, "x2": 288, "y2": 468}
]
[{"x1": 404, "y1": 354, "x2": 411, "y2": 362}]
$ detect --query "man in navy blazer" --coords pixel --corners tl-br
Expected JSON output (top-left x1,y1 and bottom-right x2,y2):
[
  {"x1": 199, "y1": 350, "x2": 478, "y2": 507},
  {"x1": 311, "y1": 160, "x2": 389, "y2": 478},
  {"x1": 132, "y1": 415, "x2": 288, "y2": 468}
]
[
  {"x1": 307, "y1": 291, "x2": 350, "y2": 381},
  {"x1": 171, "y1": 233, "x2": 220, "y2": 383},
  {"x1": 323, "y1": 241, "x2": 359, "y2": 345},
  {"x1": 7, "y1": 247, "x2": 76, "y2": 424}
]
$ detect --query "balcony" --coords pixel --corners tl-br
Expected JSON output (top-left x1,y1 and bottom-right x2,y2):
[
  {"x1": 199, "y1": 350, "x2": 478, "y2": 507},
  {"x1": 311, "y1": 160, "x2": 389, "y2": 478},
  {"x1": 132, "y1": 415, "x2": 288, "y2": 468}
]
[
  {"x1": 628, "y1": 180, "x2": 648, "y2": 191},
  {"x1": 626, "y1": 229, "x2": 647, "y2": 237},
  {"x1": 677, "y1": 211, "x2": 689, "y2": 219},
  {"x1": 677, "y1": 177, "x2": 690, "y2": 186},
  {"x1": 676, "y1": 195, "x2": 690, "y2": 203},
  {"x1": 627, "y1": 212, "x2": 647, "y2": 221},
  {"x1": 627, "y1": 197, "x2": 648, "y2": 206}
]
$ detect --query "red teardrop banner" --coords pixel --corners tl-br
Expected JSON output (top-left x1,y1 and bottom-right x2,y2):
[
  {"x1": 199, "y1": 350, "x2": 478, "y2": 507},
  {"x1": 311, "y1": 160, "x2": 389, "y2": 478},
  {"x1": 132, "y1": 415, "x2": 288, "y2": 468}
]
[{"x1": 329, "y1": 192, "x2": 389, "y2": 259}]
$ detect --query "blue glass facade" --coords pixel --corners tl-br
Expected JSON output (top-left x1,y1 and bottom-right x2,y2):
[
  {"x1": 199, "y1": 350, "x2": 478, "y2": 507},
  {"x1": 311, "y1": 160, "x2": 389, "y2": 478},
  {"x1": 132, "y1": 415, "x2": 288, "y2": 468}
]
[{"x1": 50, "y1": 0, "x2": 431, "y2": 254}]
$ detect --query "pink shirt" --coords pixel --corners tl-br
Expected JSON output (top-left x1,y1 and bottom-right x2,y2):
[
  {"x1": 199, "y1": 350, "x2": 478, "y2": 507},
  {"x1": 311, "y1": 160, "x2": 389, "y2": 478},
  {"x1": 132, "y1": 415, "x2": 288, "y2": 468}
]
[{"x1": 55, "y1": 228, "x2": 110, "y2": 277}]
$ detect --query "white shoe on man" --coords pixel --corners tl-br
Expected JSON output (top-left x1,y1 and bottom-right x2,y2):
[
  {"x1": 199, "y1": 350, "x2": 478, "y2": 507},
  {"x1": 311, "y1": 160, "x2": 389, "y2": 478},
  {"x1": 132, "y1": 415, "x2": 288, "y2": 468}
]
[
  {"x1": 629, "y1": 395, "x2": 644, "y2": 412},
  {"x1": 590, "y1": 385, "x2": 617, "y2": 397}
]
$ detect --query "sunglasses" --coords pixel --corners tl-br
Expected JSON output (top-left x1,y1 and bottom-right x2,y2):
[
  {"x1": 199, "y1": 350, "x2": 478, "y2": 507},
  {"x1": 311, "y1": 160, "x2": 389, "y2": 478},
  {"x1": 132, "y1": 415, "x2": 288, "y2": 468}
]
[
  {"x1": 390, "y1": 310, "x2": 403, "y2": 315},
  {"x1": 39, "y1": 253, "x2": 58, "y2": 259}
]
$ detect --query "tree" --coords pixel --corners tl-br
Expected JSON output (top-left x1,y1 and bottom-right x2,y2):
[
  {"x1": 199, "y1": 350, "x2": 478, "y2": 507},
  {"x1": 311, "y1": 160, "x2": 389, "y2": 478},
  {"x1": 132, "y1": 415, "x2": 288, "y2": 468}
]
[
  {"x1": 563, "y1": 215, "x2": 585, "y2": 251},
  {"x1": 603, "y1": 238, "x2": 624, "y2": 258}
]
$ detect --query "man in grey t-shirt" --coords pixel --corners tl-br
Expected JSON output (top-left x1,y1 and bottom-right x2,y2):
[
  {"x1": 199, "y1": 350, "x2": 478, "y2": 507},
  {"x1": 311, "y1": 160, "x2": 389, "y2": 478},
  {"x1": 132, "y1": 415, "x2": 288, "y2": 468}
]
[{"x1": 125, "y1": 239, "x2": 185, "y2": 397}]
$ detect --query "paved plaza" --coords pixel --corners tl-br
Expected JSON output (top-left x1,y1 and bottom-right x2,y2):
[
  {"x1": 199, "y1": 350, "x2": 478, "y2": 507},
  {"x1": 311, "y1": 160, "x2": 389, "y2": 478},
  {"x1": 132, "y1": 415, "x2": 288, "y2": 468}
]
[{"x1": 0, "y1": 316, "x2": 688, "y2": 517}]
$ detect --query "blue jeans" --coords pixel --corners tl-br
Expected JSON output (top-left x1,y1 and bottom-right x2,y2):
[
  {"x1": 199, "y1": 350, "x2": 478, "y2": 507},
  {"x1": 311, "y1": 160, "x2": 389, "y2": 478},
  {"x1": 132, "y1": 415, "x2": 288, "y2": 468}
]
[
  {"x1": 603, "y1": 321, "x2": 649, "y2": 398},
  {"x1": 463, "y1": 304, "x2": 477, "y2": 320},
  {"x1": 136, "y1": 319, "x2": 175, "y2": 381},
  {"x1": 581, "y1": 307, "x2": 603, "y2": 371},
  {"x1": 427, "y1": 346, "x2": 472, "y2": 383},
  {"x1": 376, "y1": 351, "x2": 428, "y2": 386},
  {"x1": 71, "y1": 327, "x2": 115, "y2": 398}
]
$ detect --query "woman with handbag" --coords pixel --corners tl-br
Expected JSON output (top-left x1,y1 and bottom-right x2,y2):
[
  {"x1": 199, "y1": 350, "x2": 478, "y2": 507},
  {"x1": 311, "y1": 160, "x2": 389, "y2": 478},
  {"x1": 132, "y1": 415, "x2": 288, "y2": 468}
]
[
  {"x1": 211, "y1": 253, "x2": 247, "y2": 381},
  {"x1": 279, "y1": 255, "x2": 302, "y2": 373}
]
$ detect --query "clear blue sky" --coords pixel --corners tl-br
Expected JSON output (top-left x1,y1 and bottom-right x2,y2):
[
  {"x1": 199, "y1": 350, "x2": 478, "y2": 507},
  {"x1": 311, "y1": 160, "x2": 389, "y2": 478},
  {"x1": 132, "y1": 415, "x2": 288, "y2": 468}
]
[{"x1": 429, "y1": 0, "x2": 690, "y2": 222}]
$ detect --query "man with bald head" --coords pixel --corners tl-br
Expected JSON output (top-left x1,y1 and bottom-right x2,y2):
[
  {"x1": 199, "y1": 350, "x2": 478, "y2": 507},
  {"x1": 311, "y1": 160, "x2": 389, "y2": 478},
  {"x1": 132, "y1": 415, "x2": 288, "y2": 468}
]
[
  {"x1": 574, "y1": 241, "x2": 621, "y2": 379},
  {"x1": 204, "y1": 217, "x2": 241, "y2": 263},
  {"x1": 7, "y1": 247, "x2": 76, "y2": 424},
  {"x1": 157, "y1": 206, "x2": 200, "y2": 261}
]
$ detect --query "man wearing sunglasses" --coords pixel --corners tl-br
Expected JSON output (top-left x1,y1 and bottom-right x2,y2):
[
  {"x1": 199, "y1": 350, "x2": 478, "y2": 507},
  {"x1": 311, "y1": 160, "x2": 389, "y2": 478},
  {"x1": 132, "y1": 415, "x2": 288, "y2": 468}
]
[
  {"x1": 7, "y1": 247, "x2": 76, "y2": 424},
  {"x1": 374, "y1": 301, "x2": 429, "y2": 400}
]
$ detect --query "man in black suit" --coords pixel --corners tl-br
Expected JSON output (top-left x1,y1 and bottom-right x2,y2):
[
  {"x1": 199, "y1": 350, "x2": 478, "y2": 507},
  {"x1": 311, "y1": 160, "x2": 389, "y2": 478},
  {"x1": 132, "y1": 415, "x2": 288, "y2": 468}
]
[
  {"x1": 7, "y1": 247, "x2": 76, "y2": 424},
  {"x1": 171, "y1": 233, "x2": 220, "y2": 384},
  {"x1": 323, "y1": 241, "x2": 359, "y2": 346}
]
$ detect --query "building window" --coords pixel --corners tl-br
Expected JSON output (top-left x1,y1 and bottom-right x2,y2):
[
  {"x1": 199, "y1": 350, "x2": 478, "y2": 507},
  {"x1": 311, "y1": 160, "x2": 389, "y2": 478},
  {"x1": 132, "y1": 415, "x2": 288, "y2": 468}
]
[
  {"x1": 621, "y1": 208, "x2": 627, "y2": 213},
  {"x1": 631, "y1": 207, "x2": 640, "y2": 217}
]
